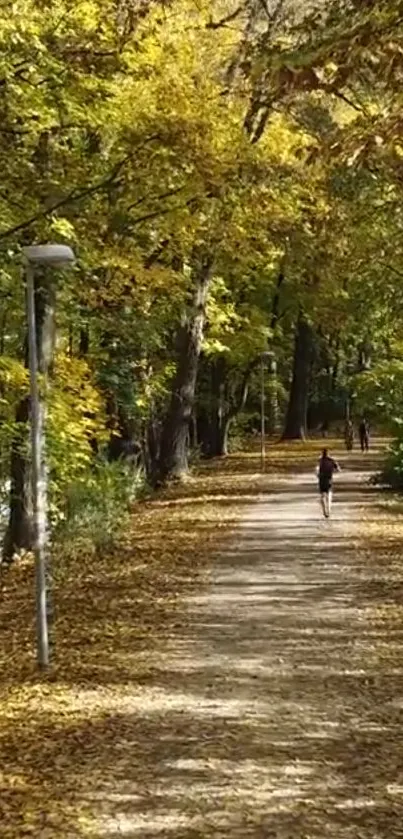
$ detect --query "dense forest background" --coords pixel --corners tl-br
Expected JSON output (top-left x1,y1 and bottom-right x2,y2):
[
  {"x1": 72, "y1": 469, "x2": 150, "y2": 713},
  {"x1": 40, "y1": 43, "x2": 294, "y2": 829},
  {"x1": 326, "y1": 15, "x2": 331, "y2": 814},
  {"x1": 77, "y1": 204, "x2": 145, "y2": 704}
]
[{"x1": 1, "y1": 0, "x2": 403, "y2": 558}]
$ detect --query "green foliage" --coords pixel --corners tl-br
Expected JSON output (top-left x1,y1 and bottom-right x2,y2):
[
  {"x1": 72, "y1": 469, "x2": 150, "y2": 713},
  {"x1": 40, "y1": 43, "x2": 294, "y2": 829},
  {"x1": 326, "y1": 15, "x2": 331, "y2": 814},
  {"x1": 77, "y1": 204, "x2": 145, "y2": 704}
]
[
  {"x1": 0, "y1": 357, "x2": 29, "y2": 487},
  {"x1": 1, "y1": 0, "x2": 403, "y2": 542},
  {"x1": 46, "y1": 354, "x2": 108, "y2": 517},
  {"x1": 377, "y1": 428, "x2": 403, "y2": 491},
  {"x1": 55, "y1": 460, "x2": 145, "y2": 554},
  {"x1": 352, "y1": 360, "x2": 403, "y2": 428}
]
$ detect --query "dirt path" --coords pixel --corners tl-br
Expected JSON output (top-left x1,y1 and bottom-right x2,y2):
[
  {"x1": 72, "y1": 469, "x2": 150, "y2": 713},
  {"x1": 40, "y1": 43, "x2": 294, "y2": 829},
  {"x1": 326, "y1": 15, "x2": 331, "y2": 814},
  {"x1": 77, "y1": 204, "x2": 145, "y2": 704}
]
[{"x1": 91, "y1": 450, "x2": 403, "y2": 838}]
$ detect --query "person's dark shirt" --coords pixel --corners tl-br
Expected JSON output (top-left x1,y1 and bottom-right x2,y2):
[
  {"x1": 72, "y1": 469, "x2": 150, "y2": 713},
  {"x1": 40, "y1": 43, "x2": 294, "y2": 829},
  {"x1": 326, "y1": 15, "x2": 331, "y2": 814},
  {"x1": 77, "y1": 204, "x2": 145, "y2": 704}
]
[{"x1": 318, "y1": 456, "x2": 339, "y2": 478}]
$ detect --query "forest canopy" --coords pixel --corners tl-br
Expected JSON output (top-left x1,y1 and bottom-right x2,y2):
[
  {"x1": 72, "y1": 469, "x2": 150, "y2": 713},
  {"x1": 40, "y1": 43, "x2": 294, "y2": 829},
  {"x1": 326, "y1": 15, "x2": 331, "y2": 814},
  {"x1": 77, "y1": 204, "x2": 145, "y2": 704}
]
[{"x1": 1, "y1": 0, "x2": 403, "y2": 557}]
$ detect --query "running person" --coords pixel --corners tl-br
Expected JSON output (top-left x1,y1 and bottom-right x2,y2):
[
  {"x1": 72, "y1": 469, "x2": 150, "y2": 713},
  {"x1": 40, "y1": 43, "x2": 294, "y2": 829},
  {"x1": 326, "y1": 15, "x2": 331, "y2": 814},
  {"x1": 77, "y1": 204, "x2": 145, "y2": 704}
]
[
  {"x1": 359, "y1": 417, "x2": 369, "y2": 452},
  {"x1": 317, "y1": 448, "x2": 340, "y2": 518}
]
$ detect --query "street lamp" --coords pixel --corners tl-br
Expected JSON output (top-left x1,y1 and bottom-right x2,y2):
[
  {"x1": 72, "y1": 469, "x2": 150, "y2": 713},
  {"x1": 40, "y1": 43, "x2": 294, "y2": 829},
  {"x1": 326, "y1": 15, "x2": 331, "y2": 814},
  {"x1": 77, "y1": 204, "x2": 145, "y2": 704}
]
[
  {"x1": 260, "y1": 351, "x2": 273, "y2": 473},
  {"x1": 23, "y1": 244, "x2": 75, "y2": 668}
]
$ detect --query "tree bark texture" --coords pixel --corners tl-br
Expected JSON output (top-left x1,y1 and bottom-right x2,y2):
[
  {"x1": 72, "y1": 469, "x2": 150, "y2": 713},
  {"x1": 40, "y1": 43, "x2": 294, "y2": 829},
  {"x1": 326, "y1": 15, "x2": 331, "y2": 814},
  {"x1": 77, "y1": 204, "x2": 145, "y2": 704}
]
[
  {"x1": 197, "y1": 356, "x2": 258, "y2": 458},
  {"x1": 282, "y1": 312, "x2": 314, "y2": 440},
  {"x1": 266, "y1": 357, "x2": 280, "y2": 436},
  {"x1": 3, "y1": 276, "x2": 56, "y2": 561},
  {"x1": 156, "y1": 253, "x2": 214, "y2": 483}
]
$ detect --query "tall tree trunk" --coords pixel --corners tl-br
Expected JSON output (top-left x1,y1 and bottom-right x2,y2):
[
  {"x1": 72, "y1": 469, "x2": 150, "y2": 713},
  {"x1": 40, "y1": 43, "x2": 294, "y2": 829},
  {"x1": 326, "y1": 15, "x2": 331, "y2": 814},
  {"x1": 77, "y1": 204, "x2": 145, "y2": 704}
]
[
  {"x1": 2, "y1": 396, "x2": 33, "y2": 561},
  {"x1": 266, "y1": 357, "x2": 279, "y2": 436},
  {"x1": 144, "y1": 411, "x2": 160, "y2": 480},
  {"x1": 282, "y1": 312, "x2": 314, "y2": 441},
  {"x1": 358, "y1": 339, "x2": 372, "y2": 371},
  {"x1": 264, "y1": 265, "x2": 284, "y2": 437},
  {"x1": 78, "y1": 325, "x2": 89, "y2": 357},
  {"x1": 3, "y1": 277, "x2": 56, "y2": 562},
  {"x1": 189, "y1": 411, "x2": 198, "y2": 450},
  {"x1": 332, "y1": 338, "x2": 340, "y2": 393},
  {"x1": 156, "y1": 253, "x2": 214, "y2": 483},
  {"x1": 214, "y1": 415, "x2": 231, "y2": 457},
  {"x1": 204, "y1": 410, "x2": 230, "y2": 458},
  {"x1": 270, "y1": 267, "x2": 285, "y2": 331},
  {"x1": 197, "y1": 409, "x2": 211, "y2": 457},
  {"x1": 198, "y1": 357, "x2": 228, "y2": 458},
  {"x1": 198, "y1": 357, "x2": 258, "y2": 458}
]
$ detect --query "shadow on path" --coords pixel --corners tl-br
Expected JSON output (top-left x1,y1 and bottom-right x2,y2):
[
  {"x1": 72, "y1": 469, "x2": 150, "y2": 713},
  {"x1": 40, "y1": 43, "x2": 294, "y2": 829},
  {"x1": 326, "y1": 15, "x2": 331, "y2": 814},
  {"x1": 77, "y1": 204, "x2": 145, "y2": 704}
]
[
  {"x1": 76, "y1": 452, "x2": 403, "y2": 838},
  {"x1": 2, "y1": 445, "x2": 402, "y2": 838}
]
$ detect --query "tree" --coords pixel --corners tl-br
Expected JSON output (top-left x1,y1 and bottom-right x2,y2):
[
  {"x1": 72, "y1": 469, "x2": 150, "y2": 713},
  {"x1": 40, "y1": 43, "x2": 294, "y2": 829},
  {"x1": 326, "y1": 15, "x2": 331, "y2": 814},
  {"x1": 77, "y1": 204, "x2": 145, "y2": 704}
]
[{"x1": 2, "y1": 0, "x2": 403, "y2": 560}]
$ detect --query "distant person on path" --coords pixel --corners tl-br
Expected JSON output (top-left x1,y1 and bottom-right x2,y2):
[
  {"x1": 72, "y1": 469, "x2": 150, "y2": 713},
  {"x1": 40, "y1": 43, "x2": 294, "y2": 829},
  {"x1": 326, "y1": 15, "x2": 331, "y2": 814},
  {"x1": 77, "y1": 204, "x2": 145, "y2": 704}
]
[
  {"x1": 359, "y1": 417, "x2": 370, "y2": 452},
  {"x1": 344, "y1": 419, "x2": 354, "y2": 451},
  {"x1": 321, "y1": 418, "x2": 329, "y2": 438},
  {"x1": 317, "y1": 448, "x2": 340, "y2": 519}
]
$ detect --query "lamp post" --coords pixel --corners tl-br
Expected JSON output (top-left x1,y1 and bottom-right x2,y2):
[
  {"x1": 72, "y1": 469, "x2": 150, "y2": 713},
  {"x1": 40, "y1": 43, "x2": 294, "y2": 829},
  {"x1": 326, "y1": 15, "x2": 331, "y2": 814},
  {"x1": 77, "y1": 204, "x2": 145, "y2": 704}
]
[
  {"x1": 23, "y1": 245, "x2": 75, "y2": 668},
  {"x1": 260, "y1": 351, "x2": 273, "y2": 472}
]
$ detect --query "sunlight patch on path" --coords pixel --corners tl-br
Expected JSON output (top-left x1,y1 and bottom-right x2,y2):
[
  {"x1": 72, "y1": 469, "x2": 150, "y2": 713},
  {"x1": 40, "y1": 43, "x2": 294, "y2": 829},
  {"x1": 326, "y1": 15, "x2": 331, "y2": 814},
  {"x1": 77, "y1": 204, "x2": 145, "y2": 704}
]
[{"x1": 85, "y1": 458, "x2": 403, "y2": 838}]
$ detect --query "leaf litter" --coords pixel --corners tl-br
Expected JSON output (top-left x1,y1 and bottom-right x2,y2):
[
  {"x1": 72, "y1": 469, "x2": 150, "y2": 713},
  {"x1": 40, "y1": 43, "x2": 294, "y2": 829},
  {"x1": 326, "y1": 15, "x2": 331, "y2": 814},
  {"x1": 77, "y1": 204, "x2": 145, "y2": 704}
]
[
  {"x1": 1, "y1": 441, "x2": 403, "y2": 837},
  {"x1": 0, "y1": 447, "x2": 270, "y2": 837}
]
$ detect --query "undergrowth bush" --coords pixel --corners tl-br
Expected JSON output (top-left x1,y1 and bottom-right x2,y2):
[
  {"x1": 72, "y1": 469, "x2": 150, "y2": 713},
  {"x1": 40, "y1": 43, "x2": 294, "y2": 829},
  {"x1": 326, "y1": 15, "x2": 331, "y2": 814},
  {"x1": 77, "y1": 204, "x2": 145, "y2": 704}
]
[
  {"x1": 229, "y1": 414, "x2": 258, "y2": 452},
  {"x1": 375, "y1": 426, "x2": 403, "y2": 490},
  {"x1": 54, "y1": 460, "x2": 146, "y2": 554}
]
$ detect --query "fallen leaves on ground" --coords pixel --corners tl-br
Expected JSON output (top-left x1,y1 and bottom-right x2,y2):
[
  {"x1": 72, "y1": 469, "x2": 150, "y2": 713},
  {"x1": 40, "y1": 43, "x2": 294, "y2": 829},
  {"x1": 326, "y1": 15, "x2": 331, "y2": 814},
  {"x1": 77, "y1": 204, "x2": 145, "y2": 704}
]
[
  {"x1": 356, "y1": 488, "x2": 403, "y2": 671},
  {"x1": 0, "y1": 444, "x2": 279, "y2": 837},
  {"x1": 1, "y1": 439, "x2": 401, "y2": 838}
]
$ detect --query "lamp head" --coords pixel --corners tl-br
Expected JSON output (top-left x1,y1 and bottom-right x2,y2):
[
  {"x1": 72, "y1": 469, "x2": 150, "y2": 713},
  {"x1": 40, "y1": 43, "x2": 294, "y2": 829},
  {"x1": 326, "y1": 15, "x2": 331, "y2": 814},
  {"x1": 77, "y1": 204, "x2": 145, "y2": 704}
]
[{"x1": 23, "y1": 244, "x2": 75, "y2": 267}]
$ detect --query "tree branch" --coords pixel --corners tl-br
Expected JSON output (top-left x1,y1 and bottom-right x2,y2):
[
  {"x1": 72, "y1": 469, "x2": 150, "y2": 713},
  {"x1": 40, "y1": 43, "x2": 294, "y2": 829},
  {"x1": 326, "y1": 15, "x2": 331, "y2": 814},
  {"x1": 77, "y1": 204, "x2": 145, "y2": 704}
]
[
  {"x1": 206, "y1": 4, "x2": 246, "y2": 29},
  {"x1": 125, "y1": 185, "x2": 185, "y2": 214},
  {"x1": 127, "y1": 193, "x2": 210, "y2": 230},
  {"x1": 0, "y1": 61, "x2": 31, "y2": 88},
  {"x1": 228, "y1": 357, "x2": 260, "y2": 419},
  {"x1": 0, "y1": 163, "x2": 128, "y2": 242},
  {"x1": 379, "y1": 262, "x2": 403, "y2": 280},
  {"x1": 255, "y1": 0, "x2": 273, "y2": 21},
  {"x1": 270, "y1": 266, "x2": 285, "y2": 330},
  {"x1": 331, "y1": 88, "x2": 367, "y2": 114},
  {"x1": 0, "y1": 135, "x2": 160, "y2": 242}
]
